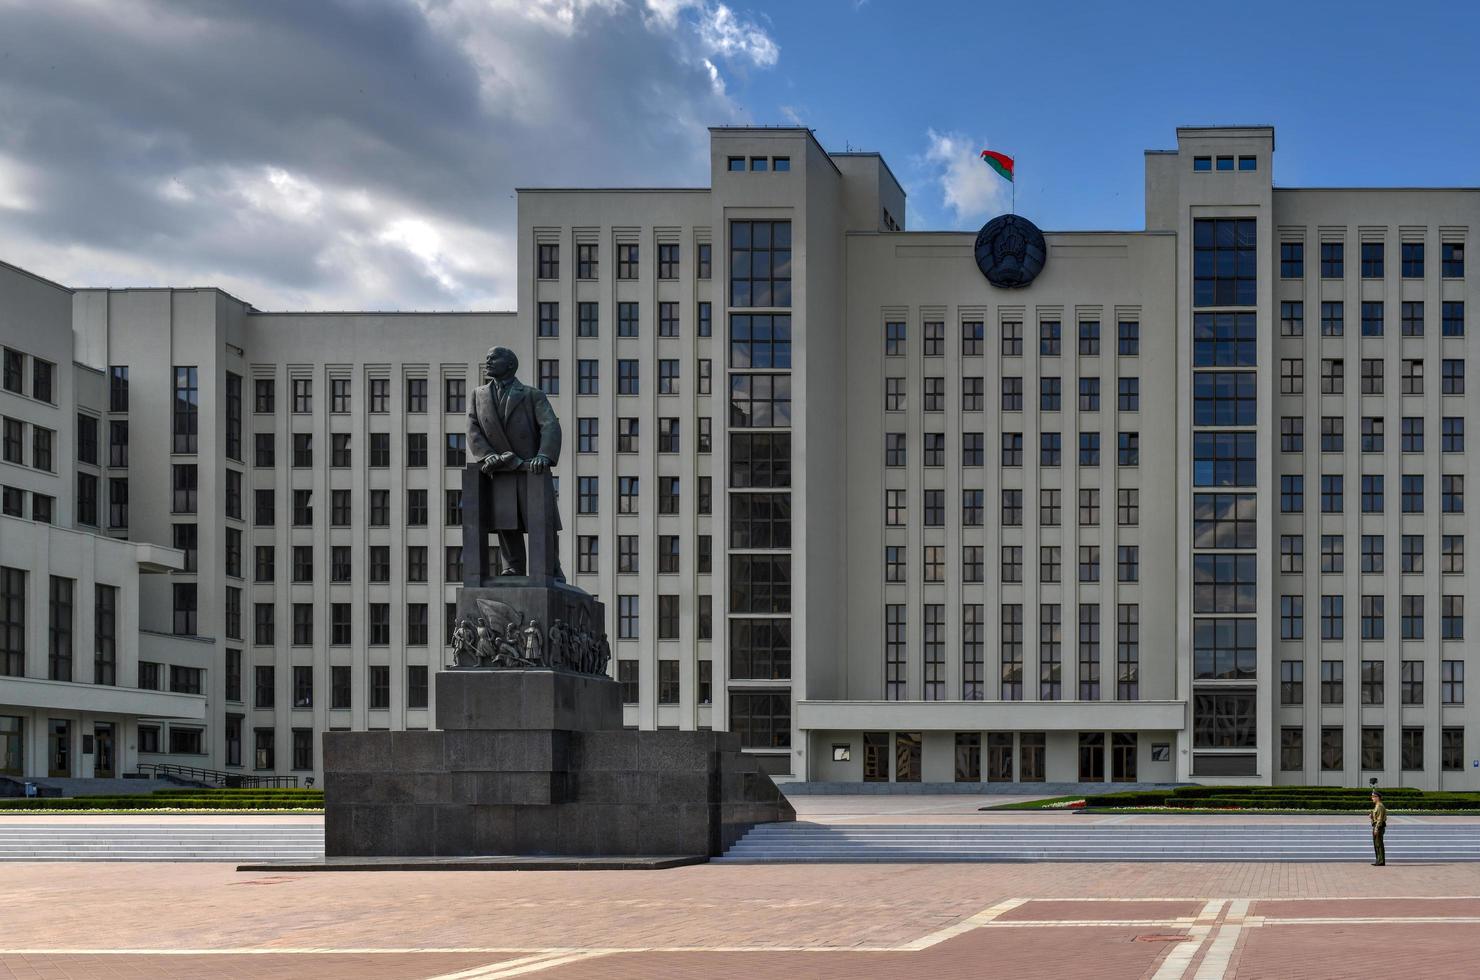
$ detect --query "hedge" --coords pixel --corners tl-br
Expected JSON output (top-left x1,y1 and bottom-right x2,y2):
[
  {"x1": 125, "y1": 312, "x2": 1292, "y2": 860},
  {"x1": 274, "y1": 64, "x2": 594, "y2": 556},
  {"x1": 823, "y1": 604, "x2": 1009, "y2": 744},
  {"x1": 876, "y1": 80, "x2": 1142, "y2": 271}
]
[
  {"x1": 0, "y1": 789, "x2": 324, "y2": 810},
  {"x1": 0, "y1": 799, "x2": 323, "y2": 810},
  {"x1": 1080, "y1": 786, "x2": 1480, "y2": 810}
]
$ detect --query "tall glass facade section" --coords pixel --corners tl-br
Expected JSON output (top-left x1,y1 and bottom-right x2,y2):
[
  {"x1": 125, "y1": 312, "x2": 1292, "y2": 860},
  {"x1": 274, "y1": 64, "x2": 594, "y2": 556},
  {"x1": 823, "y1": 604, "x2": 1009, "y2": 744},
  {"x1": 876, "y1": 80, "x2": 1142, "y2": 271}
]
[{"x1": 1191, "y1": 219, "x2": 1259, "y2": 770}]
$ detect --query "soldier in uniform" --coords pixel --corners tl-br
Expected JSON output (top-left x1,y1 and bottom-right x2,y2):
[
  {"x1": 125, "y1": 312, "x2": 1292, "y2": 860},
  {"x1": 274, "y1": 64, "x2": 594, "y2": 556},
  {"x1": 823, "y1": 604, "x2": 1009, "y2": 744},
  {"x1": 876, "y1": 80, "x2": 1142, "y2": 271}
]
[
  {"x1": 467, "y1": 346, "x2": 564, "y2": 579},
  {"x1": 1370, "y1": 790, "x2": 1388, "y2": 866}
]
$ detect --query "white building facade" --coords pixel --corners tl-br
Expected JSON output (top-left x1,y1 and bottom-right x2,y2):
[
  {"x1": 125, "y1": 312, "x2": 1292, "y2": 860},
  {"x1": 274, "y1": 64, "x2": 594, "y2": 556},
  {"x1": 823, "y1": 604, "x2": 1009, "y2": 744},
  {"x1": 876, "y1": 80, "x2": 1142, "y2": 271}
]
[{"x1": 2, "y1": 124, "x2": 1475, "y2": 790}]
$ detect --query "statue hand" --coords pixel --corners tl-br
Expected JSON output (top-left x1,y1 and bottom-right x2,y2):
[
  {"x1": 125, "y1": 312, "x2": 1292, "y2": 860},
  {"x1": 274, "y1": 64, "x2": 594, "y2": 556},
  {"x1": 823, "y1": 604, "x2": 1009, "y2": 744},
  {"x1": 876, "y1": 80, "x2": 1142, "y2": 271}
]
[
  {"x1": 479, "y1": 453, "x2": 500, "y2": 474},
  {"x1": 528, "y1": 454, "x2": 551, "y2": 474}
]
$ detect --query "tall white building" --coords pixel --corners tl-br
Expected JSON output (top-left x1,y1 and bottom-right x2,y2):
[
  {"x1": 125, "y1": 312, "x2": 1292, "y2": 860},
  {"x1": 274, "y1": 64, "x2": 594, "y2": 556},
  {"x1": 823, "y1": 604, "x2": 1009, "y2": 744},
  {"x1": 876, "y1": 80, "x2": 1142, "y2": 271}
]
[{"x1": 2, "y1": 124, "x2": 1475, "y2": 790}]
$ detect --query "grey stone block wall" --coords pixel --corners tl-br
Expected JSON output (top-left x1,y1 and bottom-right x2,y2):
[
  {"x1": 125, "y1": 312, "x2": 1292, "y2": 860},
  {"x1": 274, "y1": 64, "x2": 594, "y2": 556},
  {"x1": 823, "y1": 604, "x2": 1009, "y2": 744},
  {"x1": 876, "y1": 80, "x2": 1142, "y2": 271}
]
[{"x1": 324, "y1": 669, "x2": 794, "y2": 858}]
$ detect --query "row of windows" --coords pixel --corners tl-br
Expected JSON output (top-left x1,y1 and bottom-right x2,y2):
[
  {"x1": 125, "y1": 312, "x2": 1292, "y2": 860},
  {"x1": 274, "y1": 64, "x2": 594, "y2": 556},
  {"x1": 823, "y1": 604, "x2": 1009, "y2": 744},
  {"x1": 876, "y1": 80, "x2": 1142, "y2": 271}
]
[
  {"x1": 993, "y1": 431, "x2": 1141, "y2": 467},
  {"x1": 237, "y1": 375, "x2": 469, "y2": 416},
  {"x1": 575, "y1": 417, "x2": 713, "y2": 455},
  {"x1": 0, "y1": 485, "x2": 54, "y2": 524},
  {"x1": 613, "y1": 659, "x2": 720, "y2": 706},
  {"x1": 1279, "y1": 660, "x2": 1464, "y2": 705},
  {"x1": 1278, "y1": 299, "x2": 1464, "y2": 338},
  {"x1": 1277, "y1": 356, "x2": 1465, "y2": 395},
  {"x1": 854, "y1": 731, "x2": 1136, "y2": 784},
  {"x1": 537, "y1": 300, "x2": 715, "y2": 339},
  {"x1": 887, "y1": 487, "x2": 1142, "y2": 529},
  {"x1": 236, "y1": 532, "x2": 722, "y2": 588},
  {"x1": 1278, "y1": 594, "x2": 1466, "y2": 641},
  {"x1": 0, "y1": 571, "x2": 116, "y2": 684},
  {"x1": 1, "y1": 348, "x2": 57, "y2": 404},
  {"x1": 241, "y1": 662, "x2": 430, "y2": 712},
  {"x1": 1192, "y1": 155, "x2": 1257, "y2": 172},
  {"x1": 1277, "y1": 473, "x2": 1465, "y2": 514},
  {"x1": 726, "y1": 154, "x2": 790, "y2": 173},
  {"x1": 880, "y1": 374, "x2": 1144, "y2": 414},
  {"x1": 1277, "y1": 532, "x2": 1465, "y2": 575},
  {"x1": 1279, "y1": 726, "x2": 1467, "y2": 774},
  {"x1": 883, "y1": 320, "x2": 1141, "y2": 358},
  {"x1": 539, "y1": 358, "x2": 699, "y2": 397},
  {"x1": 248, "y1": 431, "x2": 474, "y2": 469},
  {"x1": 1279, "y1": 415, "x2": 1465, "y2": 454},
  {"x1": 537, "y1": 241, "x2": 676, "y2": 281},
  {"x1": 882, "y1": 602, "x2": 1141, "y2": 702},
  {"x1": 0, "y1": 416, "x2": 54, "y2": 472},
  {"x1": 883, "y1": 430, "x2": 1142, "y2": 469},
  {"x1": 883, "y1": 543, "x2": 1142, "y2": 586},
  {"x1": 1279, "y1": 241, "x2": 1465, "y2": 280}
]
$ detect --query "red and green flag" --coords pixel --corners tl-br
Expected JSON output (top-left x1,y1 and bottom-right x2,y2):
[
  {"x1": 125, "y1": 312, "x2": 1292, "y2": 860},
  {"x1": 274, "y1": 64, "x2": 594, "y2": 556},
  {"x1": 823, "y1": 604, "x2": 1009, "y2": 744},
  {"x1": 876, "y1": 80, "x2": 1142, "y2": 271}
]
[{"x1": 980, "y1": 149, "x2": 1014, "y2": 182}]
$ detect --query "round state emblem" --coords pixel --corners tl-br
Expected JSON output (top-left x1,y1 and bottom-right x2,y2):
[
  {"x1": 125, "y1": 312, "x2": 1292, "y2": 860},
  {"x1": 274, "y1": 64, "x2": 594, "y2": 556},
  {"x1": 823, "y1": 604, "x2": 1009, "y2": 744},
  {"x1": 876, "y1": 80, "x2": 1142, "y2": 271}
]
[{"x1": 974, "y1": 214, "x2": 1047, "y2": 288}]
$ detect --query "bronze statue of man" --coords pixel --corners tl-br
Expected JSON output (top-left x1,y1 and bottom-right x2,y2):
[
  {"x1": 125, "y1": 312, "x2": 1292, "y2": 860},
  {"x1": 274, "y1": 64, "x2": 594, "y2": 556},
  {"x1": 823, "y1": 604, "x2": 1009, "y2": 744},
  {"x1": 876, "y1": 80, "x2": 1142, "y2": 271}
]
[{"x1": 467, "y1": 346, "x2": 564, "y2": 579}]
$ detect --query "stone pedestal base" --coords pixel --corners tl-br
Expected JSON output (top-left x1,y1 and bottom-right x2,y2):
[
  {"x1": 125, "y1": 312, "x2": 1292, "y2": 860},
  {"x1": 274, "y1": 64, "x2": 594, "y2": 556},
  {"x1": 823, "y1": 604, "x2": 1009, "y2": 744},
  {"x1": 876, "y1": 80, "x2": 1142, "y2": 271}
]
[{"x1": 323, "y1": 670, "x2": 794, "y2": 858}]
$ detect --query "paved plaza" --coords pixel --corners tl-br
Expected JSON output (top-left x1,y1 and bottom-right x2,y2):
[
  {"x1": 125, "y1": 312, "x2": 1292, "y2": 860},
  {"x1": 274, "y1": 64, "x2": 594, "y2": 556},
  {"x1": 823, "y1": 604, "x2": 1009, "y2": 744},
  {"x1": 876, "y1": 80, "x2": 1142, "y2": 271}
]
[{"x1": 5, "y1": 798, "x2": 1480, "y2": 978}]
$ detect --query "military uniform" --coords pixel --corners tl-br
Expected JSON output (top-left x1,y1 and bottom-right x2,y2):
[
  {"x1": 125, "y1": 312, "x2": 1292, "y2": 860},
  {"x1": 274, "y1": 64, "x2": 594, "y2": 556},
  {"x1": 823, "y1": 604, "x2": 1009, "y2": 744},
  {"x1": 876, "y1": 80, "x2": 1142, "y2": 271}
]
[{"x1": 1370, "y1": 798, "x2": 1388, "y2": 865}]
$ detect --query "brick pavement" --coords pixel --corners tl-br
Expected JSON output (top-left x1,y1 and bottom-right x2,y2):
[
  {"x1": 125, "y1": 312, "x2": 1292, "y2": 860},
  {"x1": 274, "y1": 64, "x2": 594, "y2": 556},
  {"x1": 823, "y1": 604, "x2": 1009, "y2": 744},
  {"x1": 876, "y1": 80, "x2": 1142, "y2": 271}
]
[{"x1": 7, "y1": 862, "x2": 1480, "y2": 978}]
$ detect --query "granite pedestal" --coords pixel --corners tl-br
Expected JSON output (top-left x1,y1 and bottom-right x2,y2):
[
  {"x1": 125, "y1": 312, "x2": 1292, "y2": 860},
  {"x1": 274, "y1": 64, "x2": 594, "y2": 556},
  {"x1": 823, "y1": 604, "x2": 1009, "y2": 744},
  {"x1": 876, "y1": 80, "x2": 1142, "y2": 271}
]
[{"x1": 323, "y1": 669, "x2": 794, "y2": 858}]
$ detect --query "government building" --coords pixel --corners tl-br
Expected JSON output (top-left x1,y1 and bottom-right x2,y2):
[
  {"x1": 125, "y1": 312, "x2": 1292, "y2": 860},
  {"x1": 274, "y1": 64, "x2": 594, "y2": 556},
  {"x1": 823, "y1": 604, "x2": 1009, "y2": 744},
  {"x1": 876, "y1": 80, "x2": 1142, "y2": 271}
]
[{"x1": 1, "y1": 125, "x2": 1476, "y2": 790}]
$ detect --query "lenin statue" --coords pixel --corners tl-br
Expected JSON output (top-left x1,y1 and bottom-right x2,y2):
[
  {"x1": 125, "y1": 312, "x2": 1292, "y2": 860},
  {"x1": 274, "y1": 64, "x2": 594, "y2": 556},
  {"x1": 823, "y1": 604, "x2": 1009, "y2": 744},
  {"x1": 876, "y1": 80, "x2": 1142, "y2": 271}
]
[{"x1": 465, "y1": 346, "x2": 564, "y2": 581}]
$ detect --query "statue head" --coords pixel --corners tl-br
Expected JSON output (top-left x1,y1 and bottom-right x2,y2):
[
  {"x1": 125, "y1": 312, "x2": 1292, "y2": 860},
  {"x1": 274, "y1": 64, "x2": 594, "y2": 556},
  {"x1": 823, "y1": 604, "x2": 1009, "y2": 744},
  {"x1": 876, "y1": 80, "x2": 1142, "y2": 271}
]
[{"x1": 485, "y1": 346, "x2": 518, "y2": 381}]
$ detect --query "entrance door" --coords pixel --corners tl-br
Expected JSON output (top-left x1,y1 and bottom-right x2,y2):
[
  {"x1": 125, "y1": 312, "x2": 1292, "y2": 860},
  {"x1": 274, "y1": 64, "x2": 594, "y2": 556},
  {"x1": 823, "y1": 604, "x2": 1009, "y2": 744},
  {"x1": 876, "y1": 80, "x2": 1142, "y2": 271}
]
[
  {"x1": 0, "y1": 716, "x2": 21, "y2": 776},
  {"x1": 48, "y1": 720, "x2": 70, "y2": 777},
  {"x1": 93, "y1": 723, "x2": 115, "y2": 777},
  {"x1": 1078, "y1": 732, "x2": 1105, "y2": 781}
]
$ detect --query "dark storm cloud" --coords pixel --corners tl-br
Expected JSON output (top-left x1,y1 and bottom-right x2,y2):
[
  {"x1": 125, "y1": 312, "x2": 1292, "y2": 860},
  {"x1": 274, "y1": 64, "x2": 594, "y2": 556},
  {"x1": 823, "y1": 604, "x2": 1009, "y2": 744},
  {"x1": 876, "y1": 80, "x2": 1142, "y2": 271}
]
[{"x1": 0, "y1": 0, "x2": 776, "y2": 308}]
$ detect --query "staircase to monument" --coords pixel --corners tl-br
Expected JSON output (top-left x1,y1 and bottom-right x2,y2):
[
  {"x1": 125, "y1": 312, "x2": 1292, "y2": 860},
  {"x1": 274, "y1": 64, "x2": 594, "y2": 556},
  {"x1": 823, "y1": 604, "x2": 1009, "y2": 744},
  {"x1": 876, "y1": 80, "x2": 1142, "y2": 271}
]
[
  {"x1": 717, "y1": 822, "x2": 1480, "y2": 863},
  {"x1": 0, "y1": 824, "x2": 325, "y2": 862}
]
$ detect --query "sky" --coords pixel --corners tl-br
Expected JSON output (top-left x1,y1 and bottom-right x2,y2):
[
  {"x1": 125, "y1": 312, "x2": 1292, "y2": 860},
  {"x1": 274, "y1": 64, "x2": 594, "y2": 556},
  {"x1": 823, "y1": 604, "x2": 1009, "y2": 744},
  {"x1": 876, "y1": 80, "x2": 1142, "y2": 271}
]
[{"x1": 0, "y1": 0, "x2": 1476, "y2": 311}]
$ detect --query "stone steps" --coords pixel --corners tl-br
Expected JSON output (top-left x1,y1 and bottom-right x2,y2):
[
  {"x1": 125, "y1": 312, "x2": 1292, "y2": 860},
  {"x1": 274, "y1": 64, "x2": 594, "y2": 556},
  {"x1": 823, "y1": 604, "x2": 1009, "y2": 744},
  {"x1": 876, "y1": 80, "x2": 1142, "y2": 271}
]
[
  {"x1": 0, "y1": 825, "x2": 324, "y2": 862},
  {"x1": 717, "y1": 823, "x2": 1480, "y2": 863}
]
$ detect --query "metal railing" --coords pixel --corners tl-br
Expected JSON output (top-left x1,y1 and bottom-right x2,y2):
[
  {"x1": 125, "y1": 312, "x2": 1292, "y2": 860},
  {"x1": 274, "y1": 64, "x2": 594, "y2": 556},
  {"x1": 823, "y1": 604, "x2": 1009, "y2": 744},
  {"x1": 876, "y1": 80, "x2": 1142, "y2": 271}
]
[{"x1": 134, "y1": 763, "x2": 300, "y2": 789}]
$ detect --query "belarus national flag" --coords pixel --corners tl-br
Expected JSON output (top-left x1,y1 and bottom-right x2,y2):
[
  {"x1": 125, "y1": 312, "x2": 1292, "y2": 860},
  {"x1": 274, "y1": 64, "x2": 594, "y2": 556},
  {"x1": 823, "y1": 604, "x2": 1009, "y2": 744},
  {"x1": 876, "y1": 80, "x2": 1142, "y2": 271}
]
[{"x1": 980, "y1": 150, "x2": 1014, "y2": 182}]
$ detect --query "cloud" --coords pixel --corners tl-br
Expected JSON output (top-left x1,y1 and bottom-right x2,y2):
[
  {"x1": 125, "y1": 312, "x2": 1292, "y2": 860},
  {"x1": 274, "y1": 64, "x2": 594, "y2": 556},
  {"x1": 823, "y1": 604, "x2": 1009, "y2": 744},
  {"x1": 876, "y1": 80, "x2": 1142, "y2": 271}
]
[
  {"x1": 0, "y1": 0, "x2": 779, "y2": 309},
  {"x1": 923, "y1": 129, "x2": 1009, "y2": 226}
]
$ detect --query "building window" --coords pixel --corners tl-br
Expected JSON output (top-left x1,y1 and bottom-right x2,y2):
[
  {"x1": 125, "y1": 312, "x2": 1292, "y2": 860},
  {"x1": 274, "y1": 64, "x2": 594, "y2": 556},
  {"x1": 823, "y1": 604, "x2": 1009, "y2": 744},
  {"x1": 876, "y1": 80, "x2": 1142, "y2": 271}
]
[
  {"x1": 729, "y1": 221, "x2": 790, "y2": 307},
  {"x1": 1039, "y1": 320, "x2": 1061, "y2": 356},
  {"x1": 1401, "y1": 241, "x2": 1424, "y2": 278},
  {"x1": 1443, "y1": 728, "x2": 1464, "y2": 771},
  {"x1": 369, "y1": 665, "x2": 390, "y2": 709},
  {"x1": 617, "y1": 595, "x2": 639, "y2": 639},
  {"x1": 42, "y1": 576, "x2": 74, "y2": 683},
  {"x1": 1193, "y1": 219, "x2": 1257, "y2": 306},
  {"x1": 657, "y1": 660, "x2": 679, "y2": 704},
  {"x1": 1361, "y1": 241, "x2": 1384, "y2": 279},
  {"x1": 368, "y1": 604, "x2": 390, "y2": 646},
  {"x1": 1321, "y1": 241, "x2": 1344, "y2": 278},
  {"x1": 537, "y1": 301, "x2": 559, "y2": 337},
  {"x1": 617, "y1": 242, "x2": 639, "y2": 280},
  {"x1": 0, "y1": 568, "x2": 24, "y2": 678},
  {"x1": 1361, "y1": 659, "x2": 1385, "y2": 705},
  {"x1": 1443, "y1": 660, "x2": 1465, "y2": 704},
  {"x1": 254, "y1": 729, "x2": 275, "y2": 771},
  {"x1": 1399, "y1": 300, "x2": 1425, "y2": 337},
  {"x1": 1192, "y1": 692, "x2": 1256, "y2": 748},
  {"x1": 730, "y1": 692, "x2": 790, "y2": 749},
  {"x1": 618, "y1": 660, "x2": 638, "y2": 704},
  {"x1": 657, "y1": 242, "x2": 679, "y2": 280},
  {"x1": 1280, "y1": 241, "x2": 1304, "y2": 278},
  {"x1": 535, "y1": 242, "x2": 559, "y2": 279},
  {"x1": 331, "y1": 666, "x2": 351, "y2": 709},
  {"x1": 292, "y1": 377, "x2": 312, "y2": 414},
  {"x1": 1280, "y1": 660, "x2": 1304, "y2": 705},
  {"x1": 1395, "y1": 660, "x2": 1425, "y2": 707}
]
